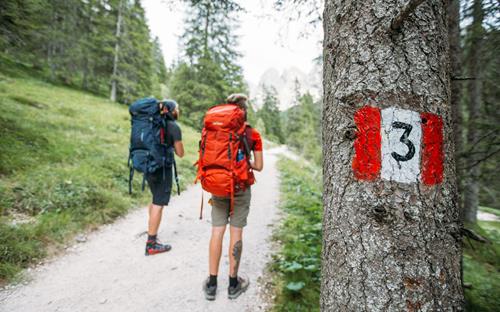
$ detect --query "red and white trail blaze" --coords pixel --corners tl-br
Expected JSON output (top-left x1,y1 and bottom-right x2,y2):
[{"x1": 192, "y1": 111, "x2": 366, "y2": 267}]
[{"x1": 352, "y1": 106, "x2": 444, "y2": 185}]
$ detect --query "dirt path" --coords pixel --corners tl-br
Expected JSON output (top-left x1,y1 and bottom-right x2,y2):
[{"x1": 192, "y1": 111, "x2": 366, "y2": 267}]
[
  {"x1": 0, "y1": 148, "x2": 284, "y2": 312},
  {"x1": 478, "y1": 211, "x2": 500, "y2": 222}
]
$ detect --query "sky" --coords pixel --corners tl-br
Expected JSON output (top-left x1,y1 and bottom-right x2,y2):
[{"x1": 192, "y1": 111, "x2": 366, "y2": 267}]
[{"x1": 142, "y1": 0, "x2": 323, "y2": 86}]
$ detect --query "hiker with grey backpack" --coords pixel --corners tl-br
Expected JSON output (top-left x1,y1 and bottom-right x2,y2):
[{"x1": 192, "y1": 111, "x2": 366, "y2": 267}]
[{"x1": 128, "y1": 98, "x2": 184, "y2": 255}]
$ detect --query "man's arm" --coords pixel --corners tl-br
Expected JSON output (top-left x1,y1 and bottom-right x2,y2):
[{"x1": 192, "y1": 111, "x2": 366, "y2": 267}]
[
  {"x1": 174, "y1": 141, "x2": 184, "y2": 158},
  {"x1": 170, "y1": 121, "x2": 184, "y2": 158},
  {"x1": 251, "y1": 151, "x2": 263, "y2": 171}
]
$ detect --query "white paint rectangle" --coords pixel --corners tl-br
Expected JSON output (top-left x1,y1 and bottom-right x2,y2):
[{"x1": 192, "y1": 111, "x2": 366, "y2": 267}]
[{"x1": 381, "y1": 107, "x2": 421, "y2": 183}]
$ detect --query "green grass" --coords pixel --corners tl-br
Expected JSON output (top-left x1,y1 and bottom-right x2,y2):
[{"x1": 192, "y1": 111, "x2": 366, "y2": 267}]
[
  {"x1": 272, "y1": 157, "x2": 322, "y2": 312},
  {"x1": 463, "y1": 221, "x2": 500, "y2": 311},
  {"x1": 0, "y1": 57, "x2": 199, "y2": 283}
]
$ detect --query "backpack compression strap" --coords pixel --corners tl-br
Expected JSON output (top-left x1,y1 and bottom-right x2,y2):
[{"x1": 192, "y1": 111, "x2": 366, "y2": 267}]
[
  {"x1": 129, "y1": 167, "x2": 134, "y2": 194},
  {"x1": 141, "y1": 159, "x2": 149, "y2": 192},
  {"x1": 128, "y1": 151, "x2": 134, "y2": 194},
  {"x1": 173, "y1": 158, "x2": 180, "y2": 195},
  {"x1": 199, "y1": 191, "x2": 204, "y2": 220}
]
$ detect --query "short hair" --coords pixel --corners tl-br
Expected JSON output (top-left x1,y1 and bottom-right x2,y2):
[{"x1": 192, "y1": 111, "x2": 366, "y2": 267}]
[{"x1": 226, "y1": 93, "x2": 248, "y2": 108}]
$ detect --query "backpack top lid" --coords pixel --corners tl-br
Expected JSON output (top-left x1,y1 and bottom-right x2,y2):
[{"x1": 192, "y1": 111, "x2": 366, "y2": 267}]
[
  {"x1": 204, "y1": 104, "x2": 245, "y2": 131},
  {"x1": 129, "y1": 97, "x2": 160, "y2": 116}
]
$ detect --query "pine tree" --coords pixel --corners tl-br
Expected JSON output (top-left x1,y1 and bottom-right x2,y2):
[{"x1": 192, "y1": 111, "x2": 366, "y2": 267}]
[
  {"x1": 78, "y1": 0, "x2": 116, "y2": 93},
  {"x1": 0, "y1": 0, "x2": 43, "y2": 53},
  {"x1": 170, "y1": 0, "x2": 247, "y2": 127},
  {"x1": 150, "y1": 37, "x2": 168, "y2": 98},
  {"x1": 284, "y1": 89, "x2": 321, "y2": 164},
  {"x1": 477, "y1": 21, "x2": 500, "y2": 208},
  {"x1": 39, "y1": 0, "x2": 83, "y2": 82},
  {"x1": 112, "y1": 0, "x2": 155, "y2": 103},
  {"x1": 110, "y1": 0, "x2": 124, "y2": 102},
  {"x1": 322, "y1": 0, "x2": 463, "y2": 309},
  {"x1": 182, "y1": 0, "x2": 244, "y2": 84},
  {"x1": 463, "y1": 0, "x2": 485, "y2": 223},
  {"x1": 258, "y1": 86, "x2": 284, "y2": 143},
  {"x1": 447, "y1": 0, "x2": 463, "y2": 215},
  {"x1": 245, "y1": 100, "x2": 258, "y2": 126},
  {"x1": 152, "y1": 37, "x2": 168, "y2": 82},
  {"x1": 169, "y1": 62, "x2": 221, "y2": 127},
  {"x1": 0, "y1": 0, "x2": 166, "y2": 104}
]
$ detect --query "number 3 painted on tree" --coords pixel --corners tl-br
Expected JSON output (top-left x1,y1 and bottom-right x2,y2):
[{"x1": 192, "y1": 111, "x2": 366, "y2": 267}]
[
  {"x1": 352, "y1": 106, "x2": 444, "y2": 185},
  {"x1": 391, "y1": 121, "x2": 415, "y2": 162}
]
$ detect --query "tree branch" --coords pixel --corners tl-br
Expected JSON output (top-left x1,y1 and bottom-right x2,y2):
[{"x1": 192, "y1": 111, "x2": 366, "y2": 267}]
[
  {"x1": 461, "y1": 228, "x2": 490, "y2": 244},
  {"x1": 451, "y1": 76, "x2": 476, "y2": 81},
  {"x1": 391, "y1": 0, "x2": 427, "y2": 31},
  {"x1": 460, "y1": 130, "x2": 497, "y2": 155},
  {"x1": 460, "y1": 149, "x2": 500, "y2": 170}
]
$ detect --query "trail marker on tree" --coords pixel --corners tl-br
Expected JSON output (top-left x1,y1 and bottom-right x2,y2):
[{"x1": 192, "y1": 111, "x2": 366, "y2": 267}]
[
  {"x1": 353, "y1": 106, "x2": 443, "y2": 185},
  {"x1": 321, "y1": 0, "x2": 464, "y2": 309}
]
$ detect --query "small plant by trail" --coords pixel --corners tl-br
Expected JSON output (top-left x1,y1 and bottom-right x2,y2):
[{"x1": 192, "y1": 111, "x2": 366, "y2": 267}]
[{"x1": 271, "y1": 157, "x2": 322, "y2": 312}]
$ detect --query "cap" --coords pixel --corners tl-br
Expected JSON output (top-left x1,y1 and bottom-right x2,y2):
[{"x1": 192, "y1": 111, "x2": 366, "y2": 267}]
[
  {"x1": 161, "y1": 99, "x2": 178, "y2": 112},
  {"x1": 226, "y1": 93, "x2": 248, "y2": 106}
]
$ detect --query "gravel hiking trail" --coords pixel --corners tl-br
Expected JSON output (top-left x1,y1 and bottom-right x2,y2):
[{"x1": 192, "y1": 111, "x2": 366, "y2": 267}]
[{"x1": 0, "y1": 147, "x2": 286, "y2": 312}]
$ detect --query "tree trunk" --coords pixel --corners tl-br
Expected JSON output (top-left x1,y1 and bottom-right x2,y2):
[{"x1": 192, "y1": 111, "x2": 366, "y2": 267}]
[
  {"x1": 203, "y1": 2, "x2": 211, "y2": 58},
  {"x1": 447, "y1": 0, "x2": 463, "y2": 216},
  {"x1": 82, "y1": 56, "x2": 89, "y2": 91},
  {"x1": 463, "y1": 0, "x2": 484, "y2": 224},
  {"x1": 447, "y1": 0, "x2": 465, "y2": 289},
  {"x1": 321, "y1": 0, "x2": 464, "y2": 310},
  {"x1": 110, "y1": 0, "x2": 123, "y2": 102}
]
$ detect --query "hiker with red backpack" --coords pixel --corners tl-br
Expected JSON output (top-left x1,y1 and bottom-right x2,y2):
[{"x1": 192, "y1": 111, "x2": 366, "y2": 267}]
[
  {"x1": 195, "y1": 94, "x2": 263, "y2": 300},
  {"x1": 128, "y1": 98, "x2": 184, "y2": 256}
]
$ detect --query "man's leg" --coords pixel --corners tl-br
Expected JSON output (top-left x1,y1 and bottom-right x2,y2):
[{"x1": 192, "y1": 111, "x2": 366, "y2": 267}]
[
  {"x1": 227, "y1": 225, "x2": 250, "y2": 299},
  {"x1": 228, "y1": 226, "x2": 243, "y2": 278},
  {"x1": 145, "y1": 203, "x2": 171, "y2": 255},
  {"x1": 148, "y1": 203, "x2": 163, "y2": 236},
  {"x1": 209, "y1": 226, "x2": 226, "y2": 276},
  {"x1": 204, "y1": 225, "x2": 226, "y2": 300},
  {"x1": 227, "y1": 188, "x2": 251, "y2": 299}
]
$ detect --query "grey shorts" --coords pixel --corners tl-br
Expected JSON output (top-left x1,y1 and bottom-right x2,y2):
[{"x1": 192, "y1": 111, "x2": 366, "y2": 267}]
[{"x1": 211, "y1": 188, "x2": 251, "y2": 228}]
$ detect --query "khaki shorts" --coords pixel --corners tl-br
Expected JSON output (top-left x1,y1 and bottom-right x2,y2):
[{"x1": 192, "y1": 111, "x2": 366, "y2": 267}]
[{"x1": 211, "y1": 188, "x2": 251, "y2": 228}]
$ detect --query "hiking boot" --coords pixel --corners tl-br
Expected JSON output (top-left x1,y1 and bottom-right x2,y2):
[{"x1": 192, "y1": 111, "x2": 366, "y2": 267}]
[
  {"x1": 228, "y1": 275, "x2": 250, "y2": 300},
  {"x1": 203, "y1": 277, "x2": 217, "y2": 301},
  {"x1": 145, "y1": 240, "x2": 171, "y2": 256}
]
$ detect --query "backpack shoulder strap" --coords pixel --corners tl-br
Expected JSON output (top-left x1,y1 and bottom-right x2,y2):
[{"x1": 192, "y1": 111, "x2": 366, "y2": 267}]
[
  {"x1": 245, "y1": 124, "x2": 255, "y2": 150},
  {"x1": 242, "y1": 124, "x2": 254, "y2": 157}
]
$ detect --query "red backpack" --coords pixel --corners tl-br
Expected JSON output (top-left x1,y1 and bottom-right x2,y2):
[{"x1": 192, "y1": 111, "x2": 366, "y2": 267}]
[{"x1": 195, "y1": 104, "x2": 255, "y2": 217}]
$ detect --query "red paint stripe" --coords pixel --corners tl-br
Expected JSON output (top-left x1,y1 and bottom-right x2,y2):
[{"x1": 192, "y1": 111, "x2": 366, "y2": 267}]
[
  {"x1": 352, "y1": 106, "x2": 381, "y2": 181},
  {"x1": 420, "y1": 112, "x2": 444, "y2": 185}
]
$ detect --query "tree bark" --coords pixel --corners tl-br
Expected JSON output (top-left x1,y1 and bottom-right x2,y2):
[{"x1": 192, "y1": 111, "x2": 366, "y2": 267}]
[
  {"x1": 463, "y1": 0, "x2": 483, "y2": 224},
  {"x1": 321, "y1": 0, "x2": 464, "y2": 310},
  {"x1": 110, "y1": 0, "x2": 123, "y2": 102},
  {"x1": 447, "y1": 0, "x2": 463, "y2": 216}
]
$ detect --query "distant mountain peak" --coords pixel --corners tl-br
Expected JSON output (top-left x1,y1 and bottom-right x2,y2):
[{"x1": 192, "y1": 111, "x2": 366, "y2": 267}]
[{"x1": 250, "y1": 66, "x2": 321, "y2": 111}]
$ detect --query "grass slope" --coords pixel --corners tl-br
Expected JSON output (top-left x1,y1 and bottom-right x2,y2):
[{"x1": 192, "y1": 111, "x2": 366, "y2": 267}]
[{"x1": 0, "y1": 58, "x2": 199, "y2": 283}]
